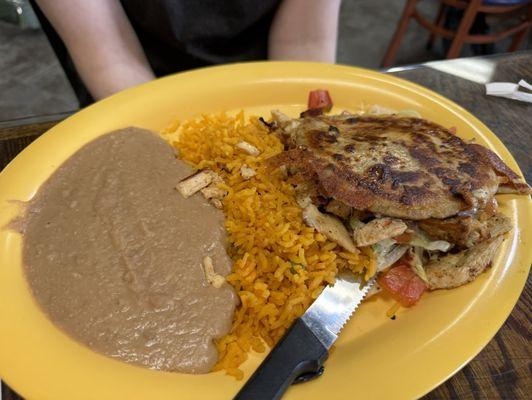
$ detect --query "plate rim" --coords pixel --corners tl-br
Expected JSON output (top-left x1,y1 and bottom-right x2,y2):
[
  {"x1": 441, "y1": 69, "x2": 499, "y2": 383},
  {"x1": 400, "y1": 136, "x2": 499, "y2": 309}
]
[{"x1": 0, "y1": 61, "x2": 530, "y2": 400}]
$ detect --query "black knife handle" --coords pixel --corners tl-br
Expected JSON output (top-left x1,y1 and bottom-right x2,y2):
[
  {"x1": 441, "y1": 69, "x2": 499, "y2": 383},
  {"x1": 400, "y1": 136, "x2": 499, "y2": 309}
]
[{"x1": 234, "y1": 318, "x2": 328, "y2": 400}]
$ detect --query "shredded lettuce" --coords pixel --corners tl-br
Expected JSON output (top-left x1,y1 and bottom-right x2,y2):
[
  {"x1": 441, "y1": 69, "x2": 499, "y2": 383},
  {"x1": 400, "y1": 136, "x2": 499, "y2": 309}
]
[
  {"x1": 372, "y1": 238, "x2": 396, "y2": 254},
  {"x1": 411, "y1": 247, "x2": 429, "y2": 283},
  {"x1": 409, "y1": 231, "x2": 451, "y2": 252},
  {"x1": 372, "y1": 239, "x2": 408, "y2": 272}
]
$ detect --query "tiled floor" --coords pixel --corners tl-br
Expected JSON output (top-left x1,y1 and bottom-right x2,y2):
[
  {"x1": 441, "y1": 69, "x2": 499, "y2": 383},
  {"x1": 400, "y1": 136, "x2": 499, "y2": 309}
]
[
  {"x1": 0, "y1": 0, "x2": 529, "y2": 121},
  {"x1": 0, "y1": 20, "x2": 77, "y2": 120},
  {"x1": 337, "y1": 0, "x2": 440, "y2": 67}
]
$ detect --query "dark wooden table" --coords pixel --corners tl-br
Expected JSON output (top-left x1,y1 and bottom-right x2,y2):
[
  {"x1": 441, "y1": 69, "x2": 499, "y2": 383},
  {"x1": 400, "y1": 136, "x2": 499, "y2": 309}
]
[{"x1": 1, "y1": 52, "x2": 531, "y2": 400}]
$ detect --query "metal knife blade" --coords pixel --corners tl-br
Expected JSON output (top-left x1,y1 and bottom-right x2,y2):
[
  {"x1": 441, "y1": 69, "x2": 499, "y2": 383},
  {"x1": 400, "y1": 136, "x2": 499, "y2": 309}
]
[{"x1": 301, "y1": 273, "x2": 375, "y2": 349}]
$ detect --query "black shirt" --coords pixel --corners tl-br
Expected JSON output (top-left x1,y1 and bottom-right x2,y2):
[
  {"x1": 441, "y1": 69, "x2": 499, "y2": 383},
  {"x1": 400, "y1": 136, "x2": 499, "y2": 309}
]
[
  {"x1": 33, "y1": 0, "x2": 282, "y2": 105},
  {"x1": 120, "y1": 0, "x2": 282, "y2": 76}
]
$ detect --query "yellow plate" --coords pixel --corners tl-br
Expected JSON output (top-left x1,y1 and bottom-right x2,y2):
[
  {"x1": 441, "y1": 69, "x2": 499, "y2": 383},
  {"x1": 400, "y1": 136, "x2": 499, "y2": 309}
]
[{"x1": 0, "y1": 62, "x2": 530, "y2": 400}]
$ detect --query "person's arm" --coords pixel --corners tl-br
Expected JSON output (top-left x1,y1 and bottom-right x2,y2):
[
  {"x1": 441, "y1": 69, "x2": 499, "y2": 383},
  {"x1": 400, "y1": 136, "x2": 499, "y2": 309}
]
[
  {"x1": 268, "y1": 0, "x2": 342, "y2": 63},
  {"x1": 36, "y1": 0, "x2": 155, "y2": 100}
]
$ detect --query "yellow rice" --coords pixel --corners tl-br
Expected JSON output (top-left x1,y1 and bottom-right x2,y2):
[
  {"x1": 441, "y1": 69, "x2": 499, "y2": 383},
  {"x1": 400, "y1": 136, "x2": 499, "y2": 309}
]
[{"x1": 162, "y1": 112, "x2": 372, "y2": 379}]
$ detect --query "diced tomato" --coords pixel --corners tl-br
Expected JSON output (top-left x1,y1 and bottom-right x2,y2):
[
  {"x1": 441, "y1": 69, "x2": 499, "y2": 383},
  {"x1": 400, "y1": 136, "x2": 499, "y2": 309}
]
[
  {"x1": 377, "y1": 264, "x2": 427, "y2": 307},
  {"x1": 308, "y1": 89, "x2": 333, "y2": 112}
]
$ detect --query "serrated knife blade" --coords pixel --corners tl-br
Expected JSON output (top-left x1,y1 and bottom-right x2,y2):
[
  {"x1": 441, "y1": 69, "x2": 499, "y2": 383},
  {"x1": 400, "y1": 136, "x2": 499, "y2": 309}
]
[
  {"x1": 301, "y1": 274, "x2": 375, "y2": 349},
  {"x1": 235, "y1": 274, "x2": 375, "y2": 400}
]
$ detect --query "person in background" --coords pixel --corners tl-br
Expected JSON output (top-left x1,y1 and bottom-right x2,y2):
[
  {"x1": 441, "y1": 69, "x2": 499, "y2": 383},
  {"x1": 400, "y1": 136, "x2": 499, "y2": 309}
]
[{"x1": 35, "y1": 0, "x2": 342, "y2": 101}]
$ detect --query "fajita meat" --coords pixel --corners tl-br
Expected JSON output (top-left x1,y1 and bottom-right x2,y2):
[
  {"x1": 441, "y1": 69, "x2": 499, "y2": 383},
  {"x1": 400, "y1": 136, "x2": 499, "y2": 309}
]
[
  {"x1": 417, "y1": 212, "x2": 512, "y2": 249},
  {"x1": 268, "y1": 108, "x2": 530, "y2": 296},
  {"x1": 425, "y1": 236, "x2": 505, "y2": 289}
]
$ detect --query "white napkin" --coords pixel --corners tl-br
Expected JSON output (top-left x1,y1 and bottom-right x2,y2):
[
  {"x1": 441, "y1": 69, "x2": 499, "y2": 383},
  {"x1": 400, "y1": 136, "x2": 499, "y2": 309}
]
[{"x1": 485, "y1": 79, "x2": 532, "y2": 103}]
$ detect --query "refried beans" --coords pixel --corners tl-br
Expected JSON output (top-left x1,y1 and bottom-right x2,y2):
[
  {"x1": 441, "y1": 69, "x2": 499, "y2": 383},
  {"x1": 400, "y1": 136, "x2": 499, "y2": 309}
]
[{"x1": 15, "y1": 127, "x2": 237, "y2": 373}]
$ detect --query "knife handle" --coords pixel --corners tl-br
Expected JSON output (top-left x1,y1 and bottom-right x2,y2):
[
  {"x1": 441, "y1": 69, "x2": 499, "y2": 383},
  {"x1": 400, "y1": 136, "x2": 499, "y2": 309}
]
[{"x1": 234, "y1": 318, "x2": 328, "y2": 400}]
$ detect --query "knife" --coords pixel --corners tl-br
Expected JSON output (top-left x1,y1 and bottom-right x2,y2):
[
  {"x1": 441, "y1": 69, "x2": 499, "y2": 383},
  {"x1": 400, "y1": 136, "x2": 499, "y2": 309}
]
[{"x1": 234, "y1": 273, "x2": 375, "y2": 400}]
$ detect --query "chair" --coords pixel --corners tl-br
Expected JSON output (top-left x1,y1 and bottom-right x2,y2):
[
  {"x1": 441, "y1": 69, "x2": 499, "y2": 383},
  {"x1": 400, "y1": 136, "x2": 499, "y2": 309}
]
[{"x1": 382, "y1": 0, "x2": 532, "y2": 67}]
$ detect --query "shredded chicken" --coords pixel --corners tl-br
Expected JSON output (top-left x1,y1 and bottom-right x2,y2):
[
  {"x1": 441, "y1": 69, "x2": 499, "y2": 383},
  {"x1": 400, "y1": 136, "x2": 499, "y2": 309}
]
[
  {"x1": 202, "y1": 256, "x2": 225, "y2": 288},
  {"x1": 486, "y1": 212, "x2": 513, "y2": 239},
  {"x1": 325, "y1": 199, "x2": 352, "y2": 219},
  {"x1": 418, "y1": 212, "x2": 511, "y2": 249},
  {"x1": 236, "y1": 141, "x2": 260, "y2": 156},
  {"x1": 201, "y1": 186, "x2": 227, "y2": 201},
  {"x1": 176, "y1": 169, "x2": 220, "y2": 198},
  {"x1": 271, "y1": 110, "x2": 302, "y2": 141},
  {"x1": 302, "y1": 204, "x2": 358, "y2": 253},
  {"x1": 355, "y1": 218, "x2": 408, "y2": 247},
  {"x1": 271, "y1": 109, "x2": 291, "y2": 124},
  {"x1": 200, "y1": 185, "x2": 226, "y2": 209},
  {"x1": 240, "y1": 165, "x2": 256, "y2": 180},
  {"x1": 293, "y1": 183, "x2": 315, "y2": 208},
  {"x1": 425, "y1": 236, "x2": 504, "y2": 290}
]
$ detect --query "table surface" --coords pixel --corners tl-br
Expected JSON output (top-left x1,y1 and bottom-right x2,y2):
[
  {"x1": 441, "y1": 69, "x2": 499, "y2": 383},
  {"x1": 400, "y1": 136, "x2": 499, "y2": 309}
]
[{"x1": 1, "y1": 52, "x2": 531, "y2": 400}]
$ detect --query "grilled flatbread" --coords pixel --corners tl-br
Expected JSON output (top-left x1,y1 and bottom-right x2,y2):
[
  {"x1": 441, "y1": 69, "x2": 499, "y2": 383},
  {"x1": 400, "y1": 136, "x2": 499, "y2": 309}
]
[{"x1": 270, "y1": 113, "x2": 530, "y2": 220}]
